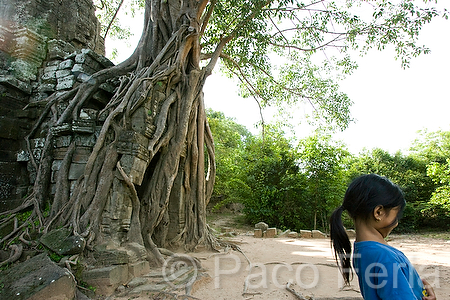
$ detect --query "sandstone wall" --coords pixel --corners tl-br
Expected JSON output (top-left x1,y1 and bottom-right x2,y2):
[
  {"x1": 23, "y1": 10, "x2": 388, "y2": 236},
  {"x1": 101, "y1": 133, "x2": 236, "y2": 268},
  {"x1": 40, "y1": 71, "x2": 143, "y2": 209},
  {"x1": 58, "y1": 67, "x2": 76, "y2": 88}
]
[
  {"x1": 0, "y1": 0, "x2": 109, "y2": 211},
  {"x1": 0, "y1": 0, "x2": 104, "y2": 55}
]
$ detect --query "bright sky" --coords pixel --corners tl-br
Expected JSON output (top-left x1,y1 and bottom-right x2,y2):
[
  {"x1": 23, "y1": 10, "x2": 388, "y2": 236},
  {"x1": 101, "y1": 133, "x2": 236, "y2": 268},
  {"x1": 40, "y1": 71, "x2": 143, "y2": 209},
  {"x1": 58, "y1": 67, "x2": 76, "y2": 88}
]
[{"x1": 108, "y1": 4, "x2": 450, "y2": 155}]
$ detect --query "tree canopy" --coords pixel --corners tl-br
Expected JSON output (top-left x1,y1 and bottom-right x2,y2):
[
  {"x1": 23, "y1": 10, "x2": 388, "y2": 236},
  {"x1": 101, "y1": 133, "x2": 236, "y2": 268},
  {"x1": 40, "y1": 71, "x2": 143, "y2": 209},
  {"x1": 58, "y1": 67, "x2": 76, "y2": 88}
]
[{"x1": 99, "y1": 0, "x2": 447, "y2": 130}]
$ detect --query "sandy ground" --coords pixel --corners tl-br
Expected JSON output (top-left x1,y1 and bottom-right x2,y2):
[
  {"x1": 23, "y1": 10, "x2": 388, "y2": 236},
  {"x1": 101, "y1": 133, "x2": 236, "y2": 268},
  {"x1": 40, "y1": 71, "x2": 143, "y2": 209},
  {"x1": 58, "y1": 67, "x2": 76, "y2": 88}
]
[
  {"x1": 112, "y1": 231, "x2": 450, "y2": 300},
  {"x1": 111, "y1": 214, "x2": 450, "y2": 300},
  {"x1": 188, "y1": 233, "x2": 450, "y2": 300}
]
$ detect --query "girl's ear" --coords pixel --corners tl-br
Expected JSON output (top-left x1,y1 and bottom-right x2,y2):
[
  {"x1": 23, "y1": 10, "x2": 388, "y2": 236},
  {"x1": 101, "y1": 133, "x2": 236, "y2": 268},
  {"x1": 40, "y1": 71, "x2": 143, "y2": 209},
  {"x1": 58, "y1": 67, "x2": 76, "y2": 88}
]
[{"x1": 373, "y1": 205, "x2": 385, "y2": 222}]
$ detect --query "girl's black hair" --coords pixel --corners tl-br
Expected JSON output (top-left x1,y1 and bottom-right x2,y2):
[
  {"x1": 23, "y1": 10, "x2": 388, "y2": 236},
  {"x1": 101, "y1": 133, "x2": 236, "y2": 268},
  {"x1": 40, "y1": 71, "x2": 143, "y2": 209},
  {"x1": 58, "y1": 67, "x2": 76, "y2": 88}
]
[{"x1": 330, "y1": 174, "x2": 406, "y2": 285}]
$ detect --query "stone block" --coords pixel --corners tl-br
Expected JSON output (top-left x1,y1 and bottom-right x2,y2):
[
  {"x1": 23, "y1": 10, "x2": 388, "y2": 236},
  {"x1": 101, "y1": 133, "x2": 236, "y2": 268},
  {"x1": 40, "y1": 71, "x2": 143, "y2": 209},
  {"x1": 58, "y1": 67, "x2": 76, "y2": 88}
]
[
  {"x1": 59, "y1": 59, "x2": 75, "y2": 70},
  {"x1": 11, "y1": 59, "x2": 37, "y2": 81},
  {"x1": 55, "y1": 135, "x2": 72, "y2": 148},
  {"x1": 99, "y1": 81, "x2": 116, "y2": 93},
  {"x1": 56, "y1": 69, "x2": 72, "y2": 78},
  {"x1": 44, "y1": 65, "x2": 58, "y2": 73},
  {"x1": 82, "y1": 265, "x2": 129, "y2": 296},
  {"x1": 117, "y1": 131, "x2": 149, "y2": 155},
  {"x1": 255, "y1": 222, "x2": 268, "y2": 232},
  {"x1": 83, "y1": 265, "x2": 129, "y2": 285},
  {"x1": 40, "y1": 227, "x2": 86, "y2": 255},
  {"x1": 119, "y1": 154, "x2": 148, "y2": 185},
  {"x1": 80, "y1": 108, "x2": 98, "y2": 120},
  {"x1": 47, "y1": 39, "x2": 76, "y2": 60},
  {"x1": 75, "y1": 52, "x2": 92, "y2": 64},
  {"x1": 0, "y1": 254, "x2": 77, "y2": 300},
  {"x1": 287, "y1": 232, "x2": 298, "y2": 238},
  {"x1": 38, "y1": 83, "x2": 55, "y2": 92},
  {"x1": 90, "y1": 89, "x2": 110, "y2": 107},
  {"x1": 51, "y1": 159, "x2": 62, "y2": 171},
  {"x1": 13, "y1": 28, "x2": 47, "y2": 63},
  {"x1": 346, "y1": 229, "x2": 356, "y2": 238},
  {"x1": 53, "y1": 147, "x2": 69, "y2": 160},
  {"x1": 77, "y1": 72, "x2": 93, "y2": 83},
  {"x1": 47, "y1": 59, "x2": 63, "y2": 67},
  {"x1": 74, "y1": 134, "x2": 97, "y2": 147},
  {"x1": 72, "y1": 147, "x2": 93, "y2": 163},
  {"x1": 74, "y1": 52, "x2": 102, "y2": 72},
  {"x1": 56, "y1": 101, "x2": 69, "y2": 114},
  {"x1": 300, "y1": 230, "x2": 312, "y2": 238},
  {"x1": 0, "y1": 74, "x2": 32, "y2": 94},
  {"x1": 41, "y1": 70, "x2": 57, "y2": 83},
  {"x1": 56, "y1": 75, "x2": 76, "y2": 90},
  {"x1": 311, "y1": 230, "x2": 327, "y2": 238},
  {"x1": 30, "y1": 148, "x2": 42, "y2": 162},
  {"x1": 0, "y1": 25, "x2": 15, "y2": 53},
  {"x1": 80, "y1": 48, "x2": 114, "y2": 68},
  {"x1": 31, "y1": 137, "x2": 45, "y2": 148},
  {"x1": 125, "y1": 243, "x2": 149, "y2": 263},
  {"x1": 68, "y1": 163, "x2": 86, "y2": 180},
  {"x1": 72, "y1": 119, "x2": 95, "y2": 134},
  {"x1": 72, "y1": 63, "x2": 96, "y2": 75},
  {"x1": 254, "y1": 229, "x2": 262, "y2": 238},
  {"x1": 128, "y1": 261, "x2": 150, "y2": 278},
  {"x1": 93, "y1": 248, "x2": 130, "y2": 266},
  {"x1": 266, "y1": 227, "x2": 277, "y2": 238}
]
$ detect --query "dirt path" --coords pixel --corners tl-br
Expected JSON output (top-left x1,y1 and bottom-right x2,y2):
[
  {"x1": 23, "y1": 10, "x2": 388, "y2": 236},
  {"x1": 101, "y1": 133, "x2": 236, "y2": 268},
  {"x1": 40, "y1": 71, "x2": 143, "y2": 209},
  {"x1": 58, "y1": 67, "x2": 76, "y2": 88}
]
[
  {"x1": 188, "y1": 233, "x2": 450, "y2": 299},
  {"x1": 112, "y1": 213, "x2": 450, "y2": 299}
]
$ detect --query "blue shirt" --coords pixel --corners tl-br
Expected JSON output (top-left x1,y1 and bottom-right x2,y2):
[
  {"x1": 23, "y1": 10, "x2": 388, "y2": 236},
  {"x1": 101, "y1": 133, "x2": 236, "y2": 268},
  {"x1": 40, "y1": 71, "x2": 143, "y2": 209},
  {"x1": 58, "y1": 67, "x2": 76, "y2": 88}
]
[{"x1": 353, "y1": 241, "x2": 425, "y2": 300}]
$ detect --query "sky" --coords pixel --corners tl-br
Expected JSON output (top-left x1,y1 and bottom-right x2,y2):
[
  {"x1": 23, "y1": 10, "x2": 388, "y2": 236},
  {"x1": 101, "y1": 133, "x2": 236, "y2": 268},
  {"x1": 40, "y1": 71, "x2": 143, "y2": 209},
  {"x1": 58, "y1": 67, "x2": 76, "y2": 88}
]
[{"x1": 108, "y1": 3, "x2": 450, "y2": 155}]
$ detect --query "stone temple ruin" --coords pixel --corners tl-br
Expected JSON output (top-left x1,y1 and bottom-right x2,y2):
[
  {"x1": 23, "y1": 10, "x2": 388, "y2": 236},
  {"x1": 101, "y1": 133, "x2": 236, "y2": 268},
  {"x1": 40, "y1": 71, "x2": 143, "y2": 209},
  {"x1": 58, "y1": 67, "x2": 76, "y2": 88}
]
[
  {"x1": 0, "y1": 0, "x2": 163, "y2": 297},
  {"x1": 0, "y1": 0, "x2": 105, "y2": 211}
]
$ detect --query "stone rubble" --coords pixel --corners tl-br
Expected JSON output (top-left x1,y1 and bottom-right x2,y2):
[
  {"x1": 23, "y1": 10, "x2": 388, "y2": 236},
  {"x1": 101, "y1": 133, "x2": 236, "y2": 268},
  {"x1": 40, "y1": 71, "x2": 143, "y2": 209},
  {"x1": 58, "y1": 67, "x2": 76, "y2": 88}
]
[{"x1": 253, "y1": 222, "x2": 332, "y2": 239}]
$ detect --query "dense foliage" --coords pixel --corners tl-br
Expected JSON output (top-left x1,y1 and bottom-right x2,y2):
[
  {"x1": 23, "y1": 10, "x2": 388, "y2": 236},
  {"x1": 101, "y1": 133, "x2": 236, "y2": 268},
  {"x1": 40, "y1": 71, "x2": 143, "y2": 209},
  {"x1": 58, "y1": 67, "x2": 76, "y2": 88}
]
[
  {"x1": 208, "y1": 110, "x2": 450, "y2": 232},
  {"x1": 238, "y1": 126, "x2": 310, "y2": 230}
]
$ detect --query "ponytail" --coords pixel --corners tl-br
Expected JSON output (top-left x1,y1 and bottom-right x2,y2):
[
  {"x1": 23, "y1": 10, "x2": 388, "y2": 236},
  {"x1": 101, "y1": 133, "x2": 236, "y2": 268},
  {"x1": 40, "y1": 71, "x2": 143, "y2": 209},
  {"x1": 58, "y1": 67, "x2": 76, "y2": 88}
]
[
  {"x1": 330, "y1": 205, "x2": 352, "y2": 285},
  {"x1": 330, "y1": 174, "x2": 406, "y2": 286}
]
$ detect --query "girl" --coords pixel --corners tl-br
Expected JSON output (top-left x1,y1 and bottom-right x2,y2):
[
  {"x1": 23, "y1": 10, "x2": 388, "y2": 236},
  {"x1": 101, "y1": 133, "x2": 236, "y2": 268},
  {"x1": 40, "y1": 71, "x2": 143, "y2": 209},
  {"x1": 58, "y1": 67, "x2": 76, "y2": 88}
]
[{"x1": 330, "y1": 174, "x2": 436, "y2": 300}]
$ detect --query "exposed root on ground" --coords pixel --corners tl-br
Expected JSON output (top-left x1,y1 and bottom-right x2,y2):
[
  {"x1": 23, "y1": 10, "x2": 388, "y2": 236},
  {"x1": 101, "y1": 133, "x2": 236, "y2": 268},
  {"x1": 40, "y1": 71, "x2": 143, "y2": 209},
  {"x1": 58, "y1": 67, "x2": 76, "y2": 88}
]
[
  {"x1": 0, "y1": 244, "x2": 23, "y2": 267},
  {"x1": 151, "y1": 291, "x2": 202, "y2": 300},
  {"x1": 286, "y1": 281, "x2": 314, "y2": 300}
]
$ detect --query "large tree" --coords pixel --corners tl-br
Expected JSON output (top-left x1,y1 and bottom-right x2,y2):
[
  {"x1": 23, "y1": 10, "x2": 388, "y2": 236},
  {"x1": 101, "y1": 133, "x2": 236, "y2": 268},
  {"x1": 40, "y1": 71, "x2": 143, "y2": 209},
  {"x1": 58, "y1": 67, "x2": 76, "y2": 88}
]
[{"x1": 1, "y1": 0, "x2": 446, "y2": 262}]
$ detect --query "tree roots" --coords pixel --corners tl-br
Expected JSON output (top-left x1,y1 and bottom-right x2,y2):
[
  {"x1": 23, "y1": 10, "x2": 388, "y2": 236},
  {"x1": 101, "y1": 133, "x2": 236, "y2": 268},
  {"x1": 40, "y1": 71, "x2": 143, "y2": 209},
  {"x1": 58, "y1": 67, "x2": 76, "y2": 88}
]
[
  {"x1": 0, "y1": 2, "x2": 219, "y2": 274},
  {"x1": 0, "y1": 244, "x2": 23, "y2": 267}
]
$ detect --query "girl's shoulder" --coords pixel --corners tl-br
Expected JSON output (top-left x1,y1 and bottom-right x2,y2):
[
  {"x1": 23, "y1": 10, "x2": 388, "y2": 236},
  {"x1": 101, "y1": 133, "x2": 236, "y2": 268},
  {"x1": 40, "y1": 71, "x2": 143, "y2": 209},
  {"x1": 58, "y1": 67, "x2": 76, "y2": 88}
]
[{"x1": 354, "y1": 240, "x2": 406, "y2": 262}]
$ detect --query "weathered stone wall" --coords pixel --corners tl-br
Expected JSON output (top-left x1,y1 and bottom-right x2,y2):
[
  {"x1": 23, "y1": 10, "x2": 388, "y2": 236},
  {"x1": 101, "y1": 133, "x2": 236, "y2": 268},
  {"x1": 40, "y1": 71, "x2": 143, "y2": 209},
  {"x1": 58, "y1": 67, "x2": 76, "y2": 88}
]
[
  {"x1": 0, "y1": 0, "x2": 108, "y2": 211},
  {"x1": 15, "y1": 42, "x2": 115, "y2": 205},
  {"x1": 0, "y1": 0, "x2": 104, "y2": 55}
]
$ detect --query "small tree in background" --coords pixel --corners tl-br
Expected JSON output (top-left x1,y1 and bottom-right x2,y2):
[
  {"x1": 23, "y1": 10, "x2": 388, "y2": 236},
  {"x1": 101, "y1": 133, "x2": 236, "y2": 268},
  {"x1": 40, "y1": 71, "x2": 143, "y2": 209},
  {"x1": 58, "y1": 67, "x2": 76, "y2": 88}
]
[
  {"x1": 298, "y1": 130, "x2": 349, "y2": 231},
  {"x1": 410, "y1": 130, "x2": 450, "y2": 229},
  {"x1": 239, "y1": 125, "x2": 308, "y2": 229},
  {"x1": 206, "y1": 109, "x2": 252, "y2": 210}
]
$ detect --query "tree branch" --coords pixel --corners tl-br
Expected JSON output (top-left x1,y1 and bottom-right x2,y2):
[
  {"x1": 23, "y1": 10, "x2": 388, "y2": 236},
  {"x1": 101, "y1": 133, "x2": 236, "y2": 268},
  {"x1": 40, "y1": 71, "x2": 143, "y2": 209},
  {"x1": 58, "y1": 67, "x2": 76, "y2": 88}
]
[
  {"x1": 103, "y1": 0, "x2": 125, "y2": 39},
  {"x1": 203, "y1": 0, "x2": 271, "y2": 76}
]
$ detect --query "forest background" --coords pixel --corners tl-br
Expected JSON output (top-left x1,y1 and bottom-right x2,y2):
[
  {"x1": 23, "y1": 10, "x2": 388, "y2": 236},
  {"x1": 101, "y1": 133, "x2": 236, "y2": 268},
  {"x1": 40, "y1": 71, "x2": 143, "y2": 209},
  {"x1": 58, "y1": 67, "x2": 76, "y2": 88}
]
[{"x1": 99, "y1": 0, "x2": 450, "y2": 234}]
